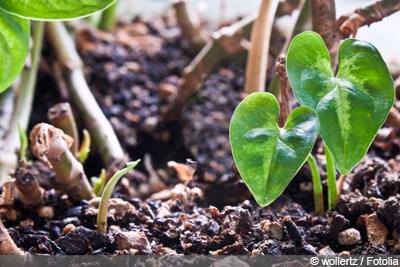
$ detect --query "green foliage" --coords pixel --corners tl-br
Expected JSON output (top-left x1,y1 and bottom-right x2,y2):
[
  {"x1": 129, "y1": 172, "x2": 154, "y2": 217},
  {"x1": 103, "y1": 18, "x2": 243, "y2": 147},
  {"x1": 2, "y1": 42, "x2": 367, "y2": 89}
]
[
  {"x1": 0, "y1": 0, "x2": 116, "y2": 20},
  {"x1": 0, "y1": 0, "x2": 117, "y2": 93},
  {"x1": 230, "y1": 31, "x2": 394, "y2": 209},
  {"x1": 97, "y1": 160, "x2": 140, "y2": 233},
  {"x1": 229, "y1": 92, "x2": 319, "y2": 206},
  {"x1": 287, "y1": 31, "x2": 394, "y2": 174},
  {"x1": 91, "y1": 168, "x2": 106, "y2": 196},
  {"x1": 0, "y1": 10, "x2": 29, "y2": 93}
]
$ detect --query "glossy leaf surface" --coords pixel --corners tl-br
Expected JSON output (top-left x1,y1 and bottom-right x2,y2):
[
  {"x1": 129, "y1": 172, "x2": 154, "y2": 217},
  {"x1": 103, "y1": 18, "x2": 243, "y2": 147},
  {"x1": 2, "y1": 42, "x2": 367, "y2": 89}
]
[
  {"x1": 0, "y1": 0, "x2": 116, "y2": 20},
  {"x1": 287, "y1": 31, "x2": 394, "y2": 174},
  {"x1": 0, "y1": 10, "x2": 29, "y2": 92},
  {"x1": 229, "y1": 92, "x2": 319, "y2": 206}
]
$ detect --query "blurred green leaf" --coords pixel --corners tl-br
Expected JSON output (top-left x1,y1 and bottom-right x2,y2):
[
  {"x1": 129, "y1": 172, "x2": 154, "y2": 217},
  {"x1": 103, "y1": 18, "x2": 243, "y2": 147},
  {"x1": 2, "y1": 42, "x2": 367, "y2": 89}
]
[
  {"x1": 0, "y1": 0, "x2": 116, "y2": 20},
  {"x1": 0, "y1": 10, "x2": 29, "y2": 92}
]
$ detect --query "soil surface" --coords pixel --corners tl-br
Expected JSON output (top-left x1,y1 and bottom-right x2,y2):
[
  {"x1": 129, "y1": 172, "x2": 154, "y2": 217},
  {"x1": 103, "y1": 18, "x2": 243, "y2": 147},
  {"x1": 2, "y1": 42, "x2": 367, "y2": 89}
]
[{"x1": 2, "y1": 15, "x2": 400, "y2": 256}]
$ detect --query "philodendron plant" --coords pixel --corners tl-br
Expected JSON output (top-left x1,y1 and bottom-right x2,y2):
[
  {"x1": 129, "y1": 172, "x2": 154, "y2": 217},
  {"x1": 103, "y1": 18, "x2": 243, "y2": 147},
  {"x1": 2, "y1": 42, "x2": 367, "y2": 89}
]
[
  {"x1": 230, "y1": 31, "x2": 394, "y2": 212},
  {"x1": 0, "y1": 0, "x2": 116, "y2": 93}
]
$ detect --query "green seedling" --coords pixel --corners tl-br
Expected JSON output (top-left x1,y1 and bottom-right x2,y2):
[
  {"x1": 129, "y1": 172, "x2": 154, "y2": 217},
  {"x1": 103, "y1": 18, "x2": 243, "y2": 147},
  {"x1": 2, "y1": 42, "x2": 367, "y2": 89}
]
[
  {"x1": 78, "y1": 129, "x2": 91, "y2": 163},
  {"x1": 230, "y1": 31, "x2": 394, "y2": 212},
  {"x1": 97, "y1": 160, "x2": 140, "y2": 234},
  {"x1": 91, "y1": 168, "x2": 107, "y2": 196},
  {"x1": 230, "y1": 92, "x2": 320, "y2": 207},
  {"x1": 0, "y1": 0, "x2": 116, "y2": 93},
  {"x1": 17, "y1": 124, "x2": 28, "y2": 161}
]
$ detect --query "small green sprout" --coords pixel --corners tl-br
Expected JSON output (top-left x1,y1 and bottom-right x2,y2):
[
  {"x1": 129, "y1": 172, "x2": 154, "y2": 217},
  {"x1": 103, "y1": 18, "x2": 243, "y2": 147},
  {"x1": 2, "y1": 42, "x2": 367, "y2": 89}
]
[
  {"x1": 78, "y1": 129, "x2": 91, "y2": 163},
  {"x1": 97, "y1": 160, "x2": 140, "y2": 233},
  {"x1": 91, "y1": 168, "x2": 106, "y2": 197},
  {"x1": 18, "y1": 124, "x2": 28, "y2": 161},
  {"x1": 230, "y1": 31, "x2": 394, "y2": 213}
]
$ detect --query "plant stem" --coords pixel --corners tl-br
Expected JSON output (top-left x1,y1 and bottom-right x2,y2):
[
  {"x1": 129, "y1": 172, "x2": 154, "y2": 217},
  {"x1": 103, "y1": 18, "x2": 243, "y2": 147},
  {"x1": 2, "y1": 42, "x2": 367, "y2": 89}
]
[
  {"x1": 46, "y1": 21, "x2": 124, "y2": 166},
  {"x1": 267, "y1": 0, "x2": 310, "y2": 96},
  {"x1": 14, "y1": 163, "x2": 44, "y2": 208},
  {"x1": 0, "y1": 89, "x2": 14, "y2": 139},
  {"x1": 276, "y1": 55, "x2": 290, "y2": 127},
  {"x1": 309, "y1": 0, "x2": 340, "y2": 68},
  {"x1": 0, "y1": 21, "x2": 44, "y2": 185},
  {"x1": 0, "y1": 220, "x2": 24, "y2": 255},
  {"x1": 48, "y1": 102, "x2": 79, "y2": 157},
  {"x1": 244, "y1": 0, "x2": 279, "y2": 93},
  {"x1": 29, "y1": 123, "x2": 95, "y2": 201},
  {"x1": 325, "y1": 143, "x2": 338, "y2": 210},
  {"x1": 163, "y1": 13, "x2": 255, "y2": 121},
  {"x1": 97, "y1": 160, "x2": 140, "y2": 233},
  {"x1": 338, "y1": 0, "x2": 400, "y2": 37},
  {"x1": 173, "y1": 0, "x2": 207, "y2": 52},
  {"x1": 98, "y1": 1, "x2": 118, "y2": 31},
  {"x1": 307, "y1": 154, "x2": 324, "y2": 215}
]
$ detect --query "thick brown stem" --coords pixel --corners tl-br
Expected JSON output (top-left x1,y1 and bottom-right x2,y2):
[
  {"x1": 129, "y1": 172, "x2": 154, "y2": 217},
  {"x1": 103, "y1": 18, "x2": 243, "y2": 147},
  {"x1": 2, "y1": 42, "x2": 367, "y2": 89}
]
[
  {"x1": 310, "y1": 0, "x2": 341, "y2": 68},
  {"x1": 338, "y1": 0, "x2": 400, "y2": 37},
  {"x1": 276, "y1": 55, "x2": 290, "y2": 127}
]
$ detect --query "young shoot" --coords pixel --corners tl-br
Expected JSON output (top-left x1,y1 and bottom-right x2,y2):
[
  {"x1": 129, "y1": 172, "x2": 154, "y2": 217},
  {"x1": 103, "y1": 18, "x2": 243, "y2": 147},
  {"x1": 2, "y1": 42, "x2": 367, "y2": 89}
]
[
  {"x1": 230, "y1": 31, "x2": 394, "y2": 213},
  {"x1": 97, "y1": 160, "x2": 140, "y2": 234}
]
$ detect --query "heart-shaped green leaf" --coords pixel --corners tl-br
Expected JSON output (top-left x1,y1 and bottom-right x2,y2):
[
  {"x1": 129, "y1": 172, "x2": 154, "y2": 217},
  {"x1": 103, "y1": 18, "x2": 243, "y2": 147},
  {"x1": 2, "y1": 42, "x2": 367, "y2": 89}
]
[
  {"x1": 229, "y1": 92, "x2": 319, "y2": 206},
  {"x1": 0, "y1": 9, "x2": 29, "y2": 93},
  {"x1": 0, "y1": 0, "x2": 116, "y2": 20},
  {"x1": 287, "y1": 31, "x2": 394, "y2": 174}
]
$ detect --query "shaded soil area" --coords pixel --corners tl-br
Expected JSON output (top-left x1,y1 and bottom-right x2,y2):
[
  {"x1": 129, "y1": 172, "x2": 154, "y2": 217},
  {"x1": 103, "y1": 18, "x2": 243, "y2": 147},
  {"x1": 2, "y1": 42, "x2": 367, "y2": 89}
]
[{"x1": 2, "y1": 16, "x2": 400, "y2": 256}]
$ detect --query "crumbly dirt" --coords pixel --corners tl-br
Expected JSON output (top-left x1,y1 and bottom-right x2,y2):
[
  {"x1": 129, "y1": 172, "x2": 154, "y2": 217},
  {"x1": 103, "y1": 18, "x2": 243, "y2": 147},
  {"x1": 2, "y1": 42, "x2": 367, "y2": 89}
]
[{"x1": 2, "y1": 16, "x2": 400, "y2": 256}]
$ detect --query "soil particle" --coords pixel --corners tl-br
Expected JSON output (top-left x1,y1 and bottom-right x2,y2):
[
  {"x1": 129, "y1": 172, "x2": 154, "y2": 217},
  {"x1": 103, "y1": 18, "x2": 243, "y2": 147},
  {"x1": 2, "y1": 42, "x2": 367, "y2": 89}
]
[
  {"x1": 113, "y1": 230, "x2": 152, "y2": 254},
  {"x1": 365, "y1": 213, "x2": 388, "y2": 244},
  {"x1": 337, "y1": 228, "x2": 361, "y2": 246},
  {"x1": 327, "y1": 214, "x2": 349, "y2": 240},
  {"x1": 57, "y1": 226, "x2": 109, "y2": 255},
  {"x1": 283, "y1": 216, "x2": 303, "y2": 247}
]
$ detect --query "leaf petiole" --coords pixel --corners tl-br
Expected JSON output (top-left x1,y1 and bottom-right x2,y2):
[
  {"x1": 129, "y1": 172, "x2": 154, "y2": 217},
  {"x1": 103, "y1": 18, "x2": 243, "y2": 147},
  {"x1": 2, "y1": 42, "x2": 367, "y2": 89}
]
[
  {"x1": 307, "y1": 154, "x2": 324, "y2": 215},
  {"x1": 325, "y1": 143, "x2": 338, "y2": 210}
]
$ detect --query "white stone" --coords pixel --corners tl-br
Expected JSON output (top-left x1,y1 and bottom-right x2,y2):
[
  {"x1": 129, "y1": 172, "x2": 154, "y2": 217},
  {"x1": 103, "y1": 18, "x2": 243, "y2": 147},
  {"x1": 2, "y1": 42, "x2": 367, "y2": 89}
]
[{"x1": 337, "y1": 228, "x2": 361, "y2": 246}]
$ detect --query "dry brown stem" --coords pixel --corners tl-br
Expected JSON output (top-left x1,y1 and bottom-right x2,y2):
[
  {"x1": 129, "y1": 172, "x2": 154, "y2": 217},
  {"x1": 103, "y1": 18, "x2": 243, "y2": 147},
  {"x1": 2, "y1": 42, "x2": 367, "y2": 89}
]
[
  {"x1": 310, "y1": 0, "x2": 341, "y2": 68},
  {"x1": 163, "y1": 13, "x2": 256, "y2": 121},
  {"x1": 338, "y1": 0, "x2": 400, "y2": 38},
  {"x1": 29, "y1": 123, "x2": 95, "y2": 201},
  {"x1": 276, "y1": 55, "x2": 290, "y2": 127},
  {"x1": 172, "y1": 0, "x2": 208, "y2": 51}
]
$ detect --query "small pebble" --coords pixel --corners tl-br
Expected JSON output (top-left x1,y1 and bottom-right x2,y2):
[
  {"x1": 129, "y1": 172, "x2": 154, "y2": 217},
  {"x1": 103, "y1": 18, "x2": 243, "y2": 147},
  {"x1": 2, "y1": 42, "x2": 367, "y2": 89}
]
[
  {"x1": 366, "y1": 213, "x2": 388, "y2": 244},
  {"x1": 269, "y1": 221, "x2": 283, "y2": 240},
  {"x1": 337, "y1": 228, "x2": 361, "y2": 246},
  {"x1": 319, "y1": 245, "x2": 336, "y2": 256}
]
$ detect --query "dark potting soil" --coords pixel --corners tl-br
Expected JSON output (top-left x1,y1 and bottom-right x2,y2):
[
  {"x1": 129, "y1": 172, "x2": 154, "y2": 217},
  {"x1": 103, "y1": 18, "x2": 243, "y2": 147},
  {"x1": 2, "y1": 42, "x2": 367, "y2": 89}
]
[{"x1": 2, "y1": 15, "x2": 400, "y2": 256}]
